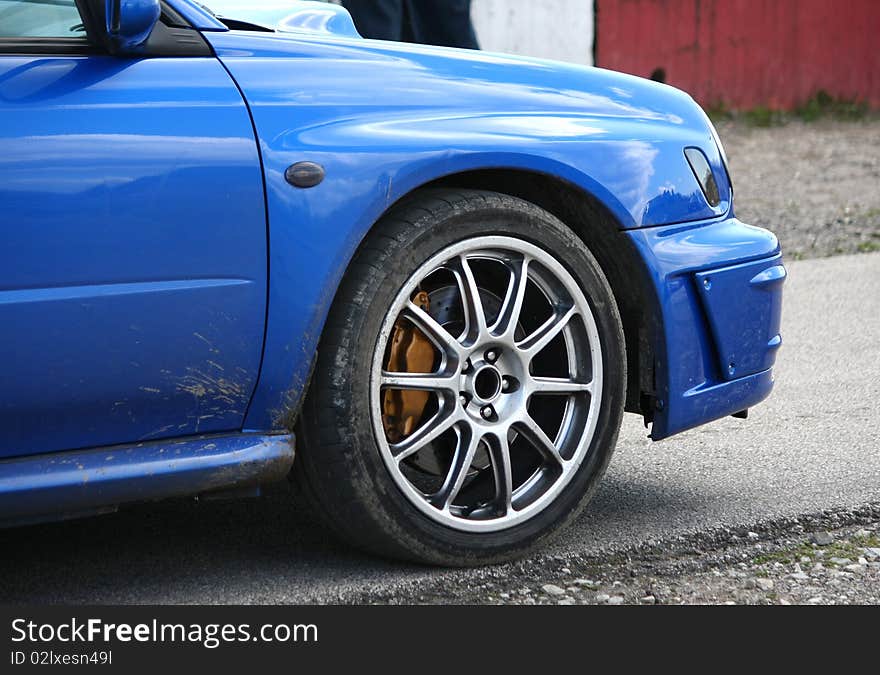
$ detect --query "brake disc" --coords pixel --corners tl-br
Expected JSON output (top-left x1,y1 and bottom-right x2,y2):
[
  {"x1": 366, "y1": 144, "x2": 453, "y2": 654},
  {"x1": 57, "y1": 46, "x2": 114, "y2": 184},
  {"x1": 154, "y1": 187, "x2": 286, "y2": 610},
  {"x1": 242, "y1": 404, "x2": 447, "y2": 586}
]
[{"x1": 382, "y1": 286, "x2": 501, "y2": 478}]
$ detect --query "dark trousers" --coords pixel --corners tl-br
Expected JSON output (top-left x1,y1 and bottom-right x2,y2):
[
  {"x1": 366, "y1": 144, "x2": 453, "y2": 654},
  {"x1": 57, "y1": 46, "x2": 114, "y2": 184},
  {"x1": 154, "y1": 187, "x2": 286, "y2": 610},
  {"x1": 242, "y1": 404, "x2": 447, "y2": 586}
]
[{"x1": 342, "y1": 0, "x2": 479, "y2": 49}]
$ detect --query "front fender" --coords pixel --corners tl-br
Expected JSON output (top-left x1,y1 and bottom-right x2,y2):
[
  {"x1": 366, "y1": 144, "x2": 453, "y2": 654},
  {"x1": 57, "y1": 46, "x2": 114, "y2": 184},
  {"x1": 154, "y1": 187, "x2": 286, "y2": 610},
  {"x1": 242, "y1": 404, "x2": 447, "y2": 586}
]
[{"x1": 204, "y1": 31, "x2": 730, "y2": 430}]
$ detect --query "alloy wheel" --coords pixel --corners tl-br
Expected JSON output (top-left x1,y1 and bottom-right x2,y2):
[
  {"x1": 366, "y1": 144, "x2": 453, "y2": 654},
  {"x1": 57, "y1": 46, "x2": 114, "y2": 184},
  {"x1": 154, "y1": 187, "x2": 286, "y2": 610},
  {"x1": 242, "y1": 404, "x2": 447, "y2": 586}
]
[{"x1": 371, "y1": 236, "x2": 604, "y2": 532}]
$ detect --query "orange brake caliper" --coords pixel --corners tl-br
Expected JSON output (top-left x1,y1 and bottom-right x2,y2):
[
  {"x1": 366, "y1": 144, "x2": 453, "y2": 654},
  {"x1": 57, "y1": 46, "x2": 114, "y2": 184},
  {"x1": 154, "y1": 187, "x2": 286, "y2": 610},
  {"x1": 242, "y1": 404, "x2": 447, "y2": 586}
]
[{"x1": 382, "y1": 291, "x2": 437, "y2": 443}]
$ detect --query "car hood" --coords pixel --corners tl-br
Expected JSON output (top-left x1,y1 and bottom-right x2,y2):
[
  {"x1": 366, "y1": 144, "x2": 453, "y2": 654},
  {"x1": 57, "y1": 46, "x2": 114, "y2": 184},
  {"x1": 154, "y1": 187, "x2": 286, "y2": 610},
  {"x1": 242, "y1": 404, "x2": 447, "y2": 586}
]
[{"x1": 193, "y1": 1, "x2": 705, "y2": 127}]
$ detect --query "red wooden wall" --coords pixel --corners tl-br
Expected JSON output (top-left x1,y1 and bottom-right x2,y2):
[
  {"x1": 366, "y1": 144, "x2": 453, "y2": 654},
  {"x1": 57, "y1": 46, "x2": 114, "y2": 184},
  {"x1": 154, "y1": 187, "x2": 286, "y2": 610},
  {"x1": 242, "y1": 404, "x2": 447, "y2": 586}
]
[{"x1": 595, "y1": 0, "x2": 880, "y2": 110}]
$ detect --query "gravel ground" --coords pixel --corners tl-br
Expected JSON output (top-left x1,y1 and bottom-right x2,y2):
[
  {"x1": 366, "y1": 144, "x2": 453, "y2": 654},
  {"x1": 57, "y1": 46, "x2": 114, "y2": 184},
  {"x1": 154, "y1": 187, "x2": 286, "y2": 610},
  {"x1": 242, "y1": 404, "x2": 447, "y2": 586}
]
[
  {"x1": 716, "y1": 118, "x2": 880, "y2": 259},
  {"x1": 353, "y1": 504, "x2": 880, "y2": 605}
]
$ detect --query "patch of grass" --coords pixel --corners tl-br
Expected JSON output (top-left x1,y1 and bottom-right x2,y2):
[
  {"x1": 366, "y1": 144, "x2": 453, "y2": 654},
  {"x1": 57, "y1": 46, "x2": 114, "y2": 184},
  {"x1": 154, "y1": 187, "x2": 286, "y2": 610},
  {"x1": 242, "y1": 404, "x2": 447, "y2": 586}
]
[
  {"x1": 743, "y1": 106, "x2": 785, "y2": 128},
  {"x1": 753, "y1": 543, "x2": 815, "y2": 565},
  {"x1": 794, "y1": 90, "x2": 870, "y2": 122},
  {"x1": 704, "y1": 90, "x2": 875, "y2": 127},
  {"x1": 753, "y1": 533, "x2": 880, "y2": 566},
  {"x1": 857, "y1": 241, "x2": 880, "y2": 253},
  {"x1": 812, "y1": 536, "x2": 878, "y2": 562},
  {"x1": 705, "y1": 100, "x2": 731, "y2": 123},
  {"x1": 852, "y1": 532, "x2": 880, "y2": 547}
]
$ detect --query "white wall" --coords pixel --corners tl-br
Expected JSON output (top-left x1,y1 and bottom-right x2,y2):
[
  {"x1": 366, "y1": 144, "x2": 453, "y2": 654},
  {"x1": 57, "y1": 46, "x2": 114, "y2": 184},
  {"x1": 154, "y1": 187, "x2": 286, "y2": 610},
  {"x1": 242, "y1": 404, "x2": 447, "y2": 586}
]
[{"x1": 471, "y1": 0, "x2": 594, "y2": 66}]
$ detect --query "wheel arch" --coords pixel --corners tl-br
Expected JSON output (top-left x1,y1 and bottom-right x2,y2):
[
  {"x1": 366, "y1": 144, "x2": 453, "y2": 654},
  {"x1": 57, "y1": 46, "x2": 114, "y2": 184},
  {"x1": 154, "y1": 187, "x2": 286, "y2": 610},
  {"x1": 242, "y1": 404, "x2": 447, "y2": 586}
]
[
  {"x1": 274, "y1": 167, "x2": 662, "y2": 431},
  {"x1": 310, "y1": 168, "x2": 664, "y2": 425}
]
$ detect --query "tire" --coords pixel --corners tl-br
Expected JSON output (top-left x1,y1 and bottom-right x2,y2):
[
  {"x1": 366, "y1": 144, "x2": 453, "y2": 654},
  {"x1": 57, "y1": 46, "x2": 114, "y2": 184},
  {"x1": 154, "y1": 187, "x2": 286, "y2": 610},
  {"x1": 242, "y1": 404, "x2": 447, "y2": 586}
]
[{"x1": 294, "y1": 189, "x2": 625, "y2": 565}]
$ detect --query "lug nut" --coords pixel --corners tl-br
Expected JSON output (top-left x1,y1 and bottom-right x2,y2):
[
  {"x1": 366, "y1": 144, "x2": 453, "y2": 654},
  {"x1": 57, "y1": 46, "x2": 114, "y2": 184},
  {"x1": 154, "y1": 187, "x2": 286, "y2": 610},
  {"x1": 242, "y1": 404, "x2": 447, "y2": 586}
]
[
  {"x1": 485, "y1": 349, "x2": 499, "y2": 363},
  {"x1": 459, "y1": 393, "x2": 469, "y2": 407},
  {"x1": 462, "y1": 358, "x2": 472, "y2": 373},
  {"x1": 480, "y1": 405, "x2": 494, "y2": 420},
  {"x1": 501, "y1": 377, "x2": 510, "y2": 392}
]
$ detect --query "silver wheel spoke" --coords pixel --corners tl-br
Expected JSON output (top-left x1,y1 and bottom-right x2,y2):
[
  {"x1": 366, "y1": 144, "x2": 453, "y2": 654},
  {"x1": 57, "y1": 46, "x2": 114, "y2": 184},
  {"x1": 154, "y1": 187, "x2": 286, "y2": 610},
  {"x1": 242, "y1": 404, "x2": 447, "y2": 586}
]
[
  {"x1": 530, "y1": 376, "x2": 593, "y2": 395},
  {"x1": 431, "y1": 427, "x2": 482, "y2": 510},
  {"x1": 517, "y1": 306, "x2": 577, "y2": 357},
  {"x1": 380, "y1": 371, "x2": 457, "y2": 393},
  {"x1": 489, "y1": 433, "x2": 513, "y2": 516},
  {"x1": 390, "y1": 409, "x2": 460, "y2": 462},
  {"x1": 454, "y1": 255, "x2": 488, "y2": 340},
  {"x1": 400, "y1": 301, "x2": 463, "y2": 360},
  {"x1": 516, "y1": 414, "x2": 566, "y2": 467},
  {"x1": 492, "y1": 255, "x2": 530, "y2": 339}
]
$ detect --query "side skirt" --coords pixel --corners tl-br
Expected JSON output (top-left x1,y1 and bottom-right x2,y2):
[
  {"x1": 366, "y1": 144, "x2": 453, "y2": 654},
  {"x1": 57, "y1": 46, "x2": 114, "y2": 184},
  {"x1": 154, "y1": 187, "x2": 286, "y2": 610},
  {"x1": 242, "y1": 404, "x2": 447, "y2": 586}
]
[{"x1": 0, "y1": 433, "x2": 294, "y2": 526}]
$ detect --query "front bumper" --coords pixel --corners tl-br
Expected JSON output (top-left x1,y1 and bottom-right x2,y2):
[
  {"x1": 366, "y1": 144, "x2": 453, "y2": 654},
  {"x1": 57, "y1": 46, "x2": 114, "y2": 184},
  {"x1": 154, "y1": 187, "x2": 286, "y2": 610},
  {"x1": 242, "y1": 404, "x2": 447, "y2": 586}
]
[{"x1": 626, "y1": 216, "x2": 784, "y2": 440}]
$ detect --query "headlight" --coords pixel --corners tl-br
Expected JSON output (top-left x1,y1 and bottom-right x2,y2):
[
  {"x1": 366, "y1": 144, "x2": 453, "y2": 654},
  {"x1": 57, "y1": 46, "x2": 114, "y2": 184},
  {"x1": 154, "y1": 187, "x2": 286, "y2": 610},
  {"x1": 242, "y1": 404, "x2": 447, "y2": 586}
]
[{"x1": 684, "y1": 147, "x2": 721, "y2": 207}]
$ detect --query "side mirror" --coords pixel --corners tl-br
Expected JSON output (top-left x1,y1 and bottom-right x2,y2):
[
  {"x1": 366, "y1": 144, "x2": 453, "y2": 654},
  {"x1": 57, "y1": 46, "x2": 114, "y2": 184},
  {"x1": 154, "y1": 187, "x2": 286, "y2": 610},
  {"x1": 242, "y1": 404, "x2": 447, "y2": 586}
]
[{"x1": 104, "y1": 0, "x2": 161, "y2": 53}]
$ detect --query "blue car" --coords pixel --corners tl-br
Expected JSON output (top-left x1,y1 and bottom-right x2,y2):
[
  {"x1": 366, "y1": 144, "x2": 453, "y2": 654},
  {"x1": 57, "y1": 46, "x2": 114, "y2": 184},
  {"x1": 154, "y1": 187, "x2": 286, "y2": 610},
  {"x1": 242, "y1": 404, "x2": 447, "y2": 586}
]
[{"x1": 0, "y1": 0, "x2": 784, "y2": 564}]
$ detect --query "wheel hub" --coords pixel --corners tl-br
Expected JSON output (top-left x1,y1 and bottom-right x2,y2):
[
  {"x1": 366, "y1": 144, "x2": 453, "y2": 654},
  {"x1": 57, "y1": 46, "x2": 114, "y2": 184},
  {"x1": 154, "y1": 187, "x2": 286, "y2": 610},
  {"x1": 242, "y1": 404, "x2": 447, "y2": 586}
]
[
  {"x1": 466, "y1": 363, "x2": 501, "y2": 402},
  {"x1": 459, "y1": 349, "x2": 524, "y2": 425}
]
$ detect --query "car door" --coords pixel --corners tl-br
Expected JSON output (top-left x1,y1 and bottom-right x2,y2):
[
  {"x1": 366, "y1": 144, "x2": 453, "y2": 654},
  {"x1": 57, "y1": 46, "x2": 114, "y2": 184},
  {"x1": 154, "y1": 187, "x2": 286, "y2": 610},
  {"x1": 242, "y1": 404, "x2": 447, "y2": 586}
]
[{"x1": 0, "y1": 0, "x2": 267, "y2": 458}]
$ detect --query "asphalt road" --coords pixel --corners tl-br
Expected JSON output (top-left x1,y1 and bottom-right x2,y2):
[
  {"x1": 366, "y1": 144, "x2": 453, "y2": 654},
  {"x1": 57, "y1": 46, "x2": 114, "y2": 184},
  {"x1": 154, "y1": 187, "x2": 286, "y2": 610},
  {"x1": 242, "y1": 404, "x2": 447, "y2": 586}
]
[{"x1": 1, "y1": 252, "x2": 877, "y2": 604}]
